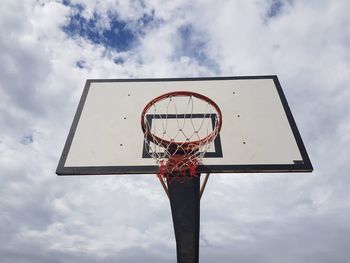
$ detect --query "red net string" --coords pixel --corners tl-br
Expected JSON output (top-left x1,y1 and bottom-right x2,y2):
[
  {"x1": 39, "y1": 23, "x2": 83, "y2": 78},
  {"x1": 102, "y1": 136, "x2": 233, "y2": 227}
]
[{"x1": 157, "y1": 155, "x2": 199, "y2": 183}]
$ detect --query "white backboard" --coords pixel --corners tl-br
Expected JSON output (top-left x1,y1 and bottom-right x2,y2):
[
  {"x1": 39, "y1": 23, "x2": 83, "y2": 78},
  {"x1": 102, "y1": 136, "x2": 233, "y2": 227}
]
[{"x1": 57, "y1": 76, "x2": 312, "y2": 175}]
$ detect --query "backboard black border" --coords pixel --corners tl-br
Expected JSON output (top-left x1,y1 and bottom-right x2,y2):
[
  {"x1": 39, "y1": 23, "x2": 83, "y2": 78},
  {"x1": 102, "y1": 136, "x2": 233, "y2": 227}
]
[{"x1": 56, "y1": 75, "x2": 313, "y2": 175}]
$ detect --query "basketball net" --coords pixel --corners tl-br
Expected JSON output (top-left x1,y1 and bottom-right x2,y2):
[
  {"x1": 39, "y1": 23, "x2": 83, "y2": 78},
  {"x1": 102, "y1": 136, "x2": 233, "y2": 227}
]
[{"x1": 141, "y1": 91, "x2": 222, "y2": 183}]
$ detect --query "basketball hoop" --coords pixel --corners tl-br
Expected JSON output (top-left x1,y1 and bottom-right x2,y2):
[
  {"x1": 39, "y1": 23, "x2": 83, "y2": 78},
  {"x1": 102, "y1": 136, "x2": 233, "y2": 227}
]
[{"x1": 141, "y1": 91, "x2": 222, "y2": 182}]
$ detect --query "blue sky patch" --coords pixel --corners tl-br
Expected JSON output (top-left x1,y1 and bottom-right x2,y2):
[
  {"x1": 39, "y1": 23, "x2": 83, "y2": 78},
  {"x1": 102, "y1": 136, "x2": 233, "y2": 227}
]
[
  {"x1": 177, "y1": 25, "x2": 208, "y2": 62},
  {"x1": 175, "y1": 24, "x2": 219, "y2": 73},
  {"x1": 139, "y1": 11, "x2": 157, "y2": 29},
  {"x1": 267, "y1": 0, "x2": 284, "y2": 17},
  {"x1": 62, "y1": 6, "x2": 136, "y2": 51},
  {"x1": 76, "y1": 60, "x2": 86, "y2": 69},
  {"x1": 21, "y1": 134, "x2": 33, "y2": 145},
  {"x1": 62, "y1": 0, "x2": 84, "y2": 13},
  {"x1": 113, "y1": 57, "x2": 124, "y2": 64}
]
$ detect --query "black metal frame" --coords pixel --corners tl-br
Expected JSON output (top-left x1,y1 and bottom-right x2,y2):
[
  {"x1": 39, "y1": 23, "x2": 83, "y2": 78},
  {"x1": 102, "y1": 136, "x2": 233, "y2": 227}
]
[{"x1": 56, "y1": 75, "x2": 313, "y2": 175}]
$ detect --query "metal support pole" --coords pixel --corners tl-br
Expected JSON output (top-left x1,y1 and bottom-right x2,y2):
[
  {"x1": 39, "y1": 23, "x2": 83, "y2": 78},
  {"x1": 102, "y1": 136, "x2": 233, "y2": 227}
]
[
  {"x1": 158, "y1": 175, "x2": 169, "y2": 199},
  {"x1": 167, "y1": 175, "x2": 200, "y2": 263},
  {"x1": 200, "y1": 173, "x2": 210, "y2": 200}
]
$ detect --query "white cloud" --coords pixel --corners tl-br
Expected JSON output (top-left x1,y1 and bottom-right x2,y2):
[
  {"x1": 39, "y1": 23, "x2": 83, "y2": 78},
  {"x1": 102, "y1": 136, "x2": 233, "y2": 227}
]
[{"x1": 1, "y1": 0, "x2": 350, "y2": 262}]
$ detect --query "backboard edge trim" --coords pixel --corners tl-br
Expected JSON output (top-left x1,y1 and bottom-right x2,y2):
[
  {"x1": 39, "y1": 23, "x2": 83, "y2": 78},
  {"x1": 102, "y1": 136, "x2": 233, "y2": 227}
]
[
  {"x1": 272, "y1": 76, "x2": 313, "y2": 171},
  {"x1": 56, "y1": 80, "x2": 92, "y2": 175},
  {"x1": 56, "y1": 163, "x2": 313, "y2": 175}
]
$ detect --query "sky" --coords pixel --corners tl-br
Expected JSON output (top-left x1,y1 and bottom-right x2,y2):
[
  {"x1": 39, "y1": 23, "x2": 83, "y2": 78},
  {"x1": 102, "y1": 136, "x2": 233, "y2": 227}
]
[{"x1": 1, "y1": 0, "x2": 350, "y2": 262}]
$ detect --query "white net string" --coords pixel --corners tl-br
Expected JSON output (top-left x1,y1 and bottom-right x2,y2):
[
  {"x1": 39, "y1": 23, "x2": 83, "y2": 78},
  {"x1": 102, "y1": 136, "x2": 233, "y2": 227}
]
[{"x1": 142, "y1": 93, "x2": 221, "y2": 182}]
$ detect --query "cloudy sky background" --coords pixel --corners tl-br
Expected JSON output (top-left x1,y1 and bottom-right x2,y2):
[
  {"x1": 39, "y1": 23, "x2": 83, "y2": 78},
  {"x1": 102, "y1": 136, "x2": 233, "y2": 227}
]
[{"x1": 1, "y1": 0, "x2": 350, "y2": 262}]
